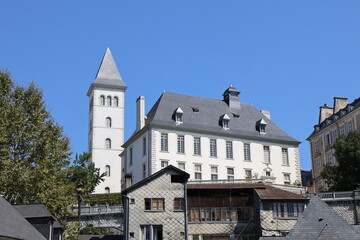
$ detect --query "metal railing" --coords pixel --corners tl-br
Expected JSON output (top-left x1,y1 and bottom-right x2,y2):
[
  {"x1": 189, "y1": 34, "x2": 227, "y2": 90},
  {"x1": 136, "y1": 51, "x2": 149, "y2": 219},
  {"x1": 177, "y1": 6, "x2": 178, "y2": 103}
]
[
  {"x1": 315, "y1": 191, "x2": 354, "y2": 201},
  {"x1": 71, "y1": 205, "x2": 123, "y2": 216},
  {"x1": 188, "y1": 178, "x2": 264, "y2": 184}
]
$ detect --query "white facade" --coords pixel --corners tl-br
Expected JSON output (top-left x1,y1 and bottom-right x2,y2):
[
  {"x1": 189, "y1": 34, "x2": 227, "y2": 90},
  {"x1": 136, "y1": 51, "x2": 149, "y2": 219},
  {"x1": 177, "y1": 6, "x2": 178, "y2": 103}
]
[
  {"x1": 123, "y1": 127, "x2": 300, "y2": 187},
  {"x1": 88, "y1": 48, "x2": 126, "y2": 194}
]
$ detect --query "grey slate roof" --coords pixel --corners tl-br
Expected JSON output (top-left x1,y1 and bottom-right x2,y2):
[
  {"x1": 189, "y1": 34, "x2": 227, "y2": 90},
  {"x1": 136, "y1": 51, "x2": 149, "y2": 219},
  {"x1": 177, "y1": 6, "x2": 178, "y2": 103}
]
[
  {"x1": 13, "y1": 204, "x2": 55, "y2": 219},
  {"x1": 131, "y1": 91, "x2": 299, "y2": 145},
  {"x1": 0, "y1": 196, "x2": 46, "y2": 240},
  {"x1": 260, "y1": 196, "x2": 360, "y2": 240},
  {"x1": 87, "y1": 48, "x2": 126, "y2": 96}
]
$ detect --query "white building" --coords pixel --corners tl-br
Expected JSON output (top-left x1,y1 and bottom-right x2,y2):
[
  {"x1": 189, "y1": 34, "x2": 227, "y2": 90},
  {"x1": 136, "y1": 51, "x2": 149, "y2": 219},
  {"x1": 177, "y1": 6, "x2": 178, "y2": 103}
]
[
  {"x1": 122, "y1": 86, "x2": 301, "y2": 189},
  {"x1": 87, "y1": 48, "x2": 127, "y2": 194}
]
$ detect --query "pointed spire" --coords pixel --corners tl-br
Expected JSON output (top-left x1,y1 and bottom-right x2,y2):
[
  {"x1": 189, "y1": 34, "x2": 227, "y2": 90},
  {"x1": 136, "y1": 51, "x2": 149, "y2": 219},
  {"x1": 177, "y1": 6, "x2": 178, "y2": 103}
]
[{"x1": 87, "y1": 48, "x2": 126, "y2": 96}]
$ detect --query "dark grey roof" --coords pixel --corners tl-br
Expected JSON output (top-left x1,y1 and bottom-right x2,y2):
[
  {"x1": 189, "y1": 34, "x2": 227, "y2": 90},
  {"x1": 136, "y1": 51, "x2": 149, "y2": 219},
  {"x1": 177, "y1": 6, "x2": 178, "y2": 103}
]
[
  {"x1": 135, "y1": 92, "x2": 299, "y2": 145},
  {"x1": 0, "y1": 196, "x2": 46, "y2": 240},
  {"x1": 122, "y1": 165, "x2": 189, "y2": 195},
  {"x1": 13, "y1": 204, "x2": 55, "y2": 219},
  {"x1": 87, "y1": 48, "x2": 126, "y2": 96},
  {"x1": 268, "y1": 196, "x2": 359, "y2": 240}
]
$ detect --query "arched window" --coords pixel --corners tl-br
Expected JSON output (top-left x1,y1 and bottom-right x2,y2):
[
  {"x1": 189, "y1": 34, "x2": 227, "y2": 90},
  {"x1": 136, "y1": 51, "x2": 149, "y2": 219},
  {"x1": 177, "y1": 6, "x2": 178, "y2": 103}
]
[
  {"x1": 113, "y1": 97, "x2": 119, "y2": 107},
  {"x1": 100, "y1": 95, "x2": 105, "y2": 106},
  {"x1": 106, "y1": 96, "x2": 112, "y2": 106},
  {"x1": 105, "y1": 165, "x2": 111, "y2": 177},
  {"x1": 105, "y1": 138, "x2": 111, "y2": 149},
  {"x1": 105, "y1": 187, "x2": 110, "y2": 193},
  {"x1": 106, "y1": 117, "x2": 112, "y2": 128}
]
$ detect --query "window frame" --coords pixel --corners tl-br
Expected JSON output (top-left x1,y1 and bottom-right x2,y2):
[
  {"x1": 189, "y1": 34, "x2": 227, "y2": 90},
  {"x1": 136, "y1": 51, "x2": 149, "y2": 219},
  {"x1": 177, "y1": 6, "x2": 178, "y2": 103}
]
[
  {"x1": 210, "y1": 139, "x2": 217, "y2": 157},
  {"x1": 193, "y1": 137, "x2": 201, "y2": 155},
  {"x1": 226, "y1": 141, "x2": 233, "y2": 159},
  {"x1": 177, "y1": 135, "x2": 185, "y2": 154},
  {"x1": 144, "y1": 198, "x2": 165, "y2": 211},
  {"x1": 263, "y1": 146, "x2": 270, "y2": 163},
  {"x1": 160, "y1": 133, "x2": 168, "y2": 152},
  {"x1": 243, "y1": 143, "x2": 251, "y2": 161},
  {"x1": 282, "y1": 148, "x2": 289, "y2": 166}
]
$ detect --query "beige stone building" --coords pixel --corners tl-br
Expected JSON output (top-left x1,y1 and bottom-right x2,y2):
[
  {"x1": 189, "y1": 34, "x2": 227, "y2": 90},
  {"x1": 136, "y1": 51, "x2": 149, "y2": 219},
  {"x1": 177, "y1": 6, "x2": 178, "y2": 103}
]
[{"x1": 307, "y1": 97, "x2": 360, "y2": 192}]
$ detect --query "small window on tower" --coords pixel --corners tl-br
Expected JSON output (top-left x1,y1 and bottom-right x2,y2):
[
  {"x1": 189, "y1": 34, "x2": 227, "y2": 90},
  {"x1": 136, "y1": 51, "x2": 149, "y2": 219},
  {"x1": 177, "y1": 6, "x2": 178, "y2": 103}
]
[
  {"x1": 105, "y1": 165, "x2": 111, "y2": 177},
  {"x1": 105, "y1": 138, "x2": 111, "y2": 149},
  {"x1": 106, "y1": 117, "x2": 112, "y2": 128},
  {"x1": 113, "y1": 96, "x2": 119, "y2": 107},
  {"x1": 106, "y1": 96, "x2": 112, "y2": 106},
  {"x1": 100, "y1": 95, "x2": 105, "y2": 106}
]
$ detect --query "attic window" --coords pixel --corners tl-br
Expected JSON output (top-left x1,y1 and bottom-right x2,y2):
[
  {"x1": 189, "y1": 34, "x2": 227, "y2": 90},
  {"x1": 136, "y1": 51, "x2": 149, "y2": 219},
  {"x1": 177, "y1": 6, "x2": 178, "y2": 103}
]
[
  {"x1": 220, "y1": 114, "x2": 230, "y2": 129},
  {"x1": 174, "y1": 107, "x2": 183, "y2": 124},
  {"x1": 233, "y1": 113, "x2": 240, "y2": 118},
  {"x1": 192, "y1": 107, "x2": 199, "y2": 113},
  {"x1": 256, "y1": 119, "x2": 267, "y2": 134}
]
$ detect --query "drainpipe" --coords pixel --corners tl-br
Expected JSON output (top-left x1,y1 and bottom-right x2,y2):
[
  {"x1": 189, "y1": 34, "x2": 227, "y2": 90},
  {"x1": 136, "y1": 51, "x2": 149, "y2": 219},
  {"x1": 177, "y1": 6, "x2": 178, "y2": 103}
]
[
  {"x1": 353, "y1": 191, "x2": 359, "y2": 225},
  {"x1": 122, "y1": 195, "x2": 130, "y2": 240},
  {"x1": 184, "y1": 181, "x2": 188, "y2": 240}
]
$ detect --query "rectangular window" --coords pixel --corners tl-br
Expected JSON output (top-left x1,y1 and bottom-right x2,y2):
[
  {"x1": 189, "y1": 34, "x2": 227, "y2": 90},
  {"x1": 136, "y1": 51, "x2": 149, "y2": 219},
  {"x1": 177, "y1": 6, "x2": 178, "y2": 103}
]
[
  {"x1": 314, "y1": 140, "x2": 320, "y2": 153},
  {"x1": 316, "y1": 157, "x2": 321, "y2": 171},
  {"x1": 263, "y1": 146, "x2": 270, "y2": 163},
  {"x1": 245, "y1": 169, "x2": 252, "y2": 178},
  {"x1": 178, "y1": 162, "x2": 185, "y2": 170},
  {"x1": 210, "y1": 139, "x2": 217, "y2": 157},
  {"x1": 194, "y1": 137, "x2": 201, "y2": 155},
  {"x1": 129, "y1": 148, "x2": 133, "y2": 166},
  {"x1": 332, "y1": 129, "x2": 338, "y2": 142},
  {"x1": 194, "y1": 164, "x2": 202, "y2": 180},
  {"x1": 177, "y1": 135, "x2": 185, "y2": 153},
  {"x1": 145, "y1": 198, "x2": 165, "y2": 211},
  {"x1": 273, "y1": 202, "x2": 305, "y2": 218},
  {"x1": 326, "y1": 151, "x2": 333, "y2": 165},
  {"x1": 243, "y1": 143, "x2": 251, "y2": 161},
  {"x1": 211, "y1": 166, "x2": 218, "y2": 180},
  {"x1": 161, "y1": 160, "x2": 168, "y2": 168},
  {"x1": 161, "y1": 133, "x2": 168, "y2": 152},
  {"x1": 282, "y1": 148, "x2": 289, "y2": 165},
  {"x1": 283, "y1": 173, "x2": 290, "y2": 185},
  {"x1": 348, "y1": 120, "x2": 353, "y2": 132},
  {"x1": 226, "y1": 141, "x2": 233, "y2": 159},
  {"x1": 325, "y1": 133, "x2": 331, "y2": 146},
  {"x1": 340, "y1": 124, "x2": 345, "y2": 135},
  {"x1": 173, "y1": 198, "x2": 184, "y2": 211},
  {"x1": 142, "y1": 163, "x2": 146, "y2": 179},
  {"x1": 227, "y1": 167, "x2": 234, "y2": 180},
  {"x1": 143, "y1": 137, "x2": 146, "y2": 156}
]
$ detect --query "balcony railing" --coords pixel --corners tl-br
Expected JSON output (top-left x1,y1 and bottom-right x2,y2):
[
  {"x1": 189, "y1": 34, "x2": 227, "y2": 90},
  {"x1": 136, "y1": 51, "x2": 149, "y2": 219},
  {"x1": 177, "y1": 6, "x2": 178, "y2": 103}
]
[
  {"x1": 188, "y1": 179, "x2": 264, "y2": 184},
  {"x1": 71, "y1": 205, "x2": 123, "y2": 216},
  {"x1": 306, "y1": 191, "x2": 360, "y2": 201},
  {"x1": 188, "y1": 207, "x2": 254, "y2": 223}
]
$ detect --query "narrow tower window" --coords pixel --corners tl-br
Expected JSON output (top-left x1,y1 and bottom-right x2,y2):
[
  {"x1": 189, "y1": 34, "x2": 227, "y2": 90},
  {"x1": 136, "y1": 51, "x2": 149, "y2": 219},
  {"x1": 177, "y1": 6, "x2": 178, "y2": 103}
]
[
  {"x1": 100, "y1": 95, "x2": 105, "y2": 106},
  {"x1": 113, "y1": 96, "x2": 119, "y2": 107},
  {"x1": 106, "y1": 117, "x2": 112, "y2": 128},
  {"x1": 105, "y1": 165, "x2": 111, "y2": 177},
  {"x1": 106, "y1": 96, "x2": 112, "y2": 106},
  {"x1": 105, "y1": 138, "x2": 111, "y2": 149}
]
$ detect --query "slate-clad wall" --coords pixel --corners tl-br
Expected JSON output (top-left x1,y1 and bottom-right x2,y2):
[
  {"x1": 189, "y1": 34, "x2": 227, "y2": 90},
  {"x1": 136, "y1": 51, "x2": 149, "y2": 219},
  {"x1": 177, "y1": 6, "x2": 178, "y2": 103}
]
[{"x1": 127, "y1": 172, "x2": 186, "y2": 240}]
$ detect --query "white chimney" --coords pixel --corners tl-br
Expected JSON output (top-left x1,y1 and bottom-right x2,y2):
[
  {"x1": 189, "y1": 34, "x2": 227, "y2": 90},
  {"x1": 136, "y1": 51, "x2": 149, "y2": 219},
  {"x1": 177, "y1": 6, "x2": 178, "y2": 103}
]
[
  {"x1": 260, "y1": 110, "x2": 271, "y2": 120},
  {"x1": 333, "y1": 97, "x2": 348, "y2": 114},
  {"x1": 319, "y1": 104, "x2": 333, "y2": 124},
  {"x1": 136, "y1": 96, "x2": 145, "y2": 131}
]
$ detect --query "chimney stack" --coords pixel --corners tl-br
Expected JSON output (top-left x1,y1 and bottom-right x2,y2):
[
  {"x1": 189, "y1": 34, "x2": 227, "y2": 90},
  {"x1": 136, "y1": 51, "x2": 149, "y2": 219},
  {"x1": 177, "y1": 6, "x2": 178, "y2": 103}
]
[
  {"x1": 333, "y1": 97, "x2": 348, "y2": 114},
  {"x1": 318, "y1": 104, "x2": 333, "y2": 124},
  {"x1": 260, "y1": 110, "x2": 271, "y2": 120},
  {"x1": 136, "y1": 96, "x2": 145, "y2": 131}
]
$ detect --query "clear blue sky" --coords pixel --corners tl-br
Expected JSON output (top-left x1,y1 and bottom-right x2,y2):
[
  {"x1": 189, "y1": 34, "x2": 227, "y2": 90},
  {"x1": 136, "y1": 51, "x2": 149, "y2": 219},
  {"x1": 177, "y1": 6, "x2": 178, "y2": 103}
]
[{"x1": 1, "y1": 1, "x2": 359, "y2": 170}]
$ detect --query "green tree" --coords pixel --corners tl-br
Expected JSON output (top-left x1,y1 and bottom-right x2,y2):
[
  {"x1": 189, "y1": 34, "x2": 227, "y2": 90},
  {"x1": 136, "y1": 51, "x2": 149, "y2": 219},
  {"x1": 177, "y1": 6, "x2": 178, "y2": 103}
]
[
  {"x1": 0, "y1": 69, "x2": 74, "y2": 221},
  {"x1": 68, "y1": 152, "x2": 106, "y2": 220},
  {"x1": 321, "y1": 131, "x2": 360, "y2": 191}
]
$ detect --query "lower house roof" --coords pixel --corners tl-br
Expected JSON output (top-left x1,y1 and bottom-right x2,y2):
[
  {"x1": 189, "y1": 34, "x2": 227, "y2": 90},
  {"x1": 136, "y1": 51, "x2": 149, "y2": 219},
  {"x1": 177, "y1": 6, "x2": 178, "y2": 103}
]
[
  {"x1": 13, "y1": 204, "x2": 55, "y2": 220},
  {"x1": 0, "y1": 196, "x2": 46, "y2": 240},
  {"x1": 255, "y1": 185, "x2": 308, "y2": 201}
]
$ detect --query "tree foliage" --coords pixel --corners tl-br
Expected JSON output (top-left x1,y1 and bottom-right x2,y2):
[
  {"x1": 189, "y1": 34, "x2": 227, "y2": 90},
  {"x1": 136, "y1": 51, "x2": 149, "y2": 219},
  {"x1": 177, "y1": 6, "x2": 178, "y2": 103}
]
[
  {"x1": 68, "y1": 152, "x2": 105, "y2": 219},
  {"x1": 0, "y1": 69, "x2": 73, "y2": 220},
  {"x1": 321, "y1": 131, "x2": 360, "y2": 191}
]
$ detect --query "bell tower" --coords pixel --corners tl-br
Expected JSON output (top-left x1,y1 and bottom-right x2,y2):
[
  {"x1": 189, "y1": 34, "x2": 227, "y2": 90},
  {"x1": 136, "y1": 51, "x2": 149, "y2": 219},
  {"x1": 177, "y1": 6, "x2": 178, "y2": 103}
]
[{"x1": 87, "y1": 48, "x2": 127, "y2": 193}]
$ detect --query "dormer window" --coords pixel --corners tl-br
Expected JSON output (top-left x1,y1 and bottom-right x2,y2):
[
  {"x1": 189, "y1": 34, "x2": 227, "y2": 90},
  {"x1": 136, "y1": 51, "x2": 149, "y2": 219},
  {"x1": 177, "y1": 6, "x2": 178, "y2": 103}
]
[
  {"x1": 220, "y1": 114, "x2": 230, "y2": 129},
  {"x1": 256, "y1": 119, "x2": 267, "y2": 134},
  {"x1": 174, "y1": 107, "x2": 183, "y2": 124}
]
